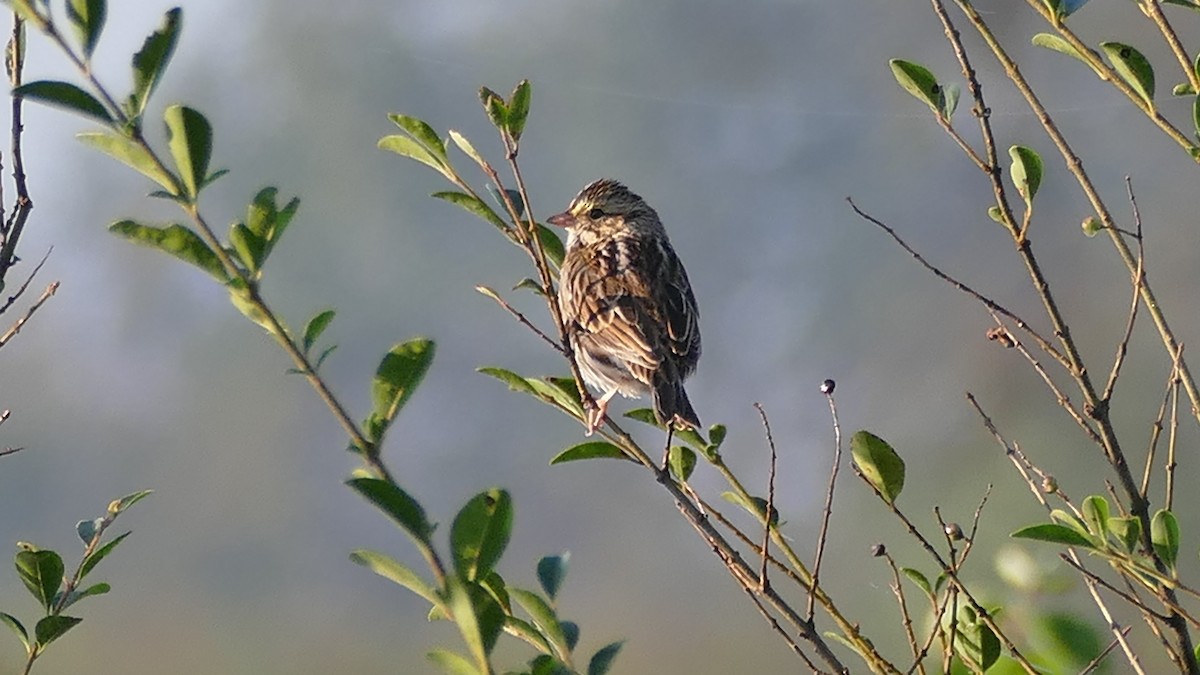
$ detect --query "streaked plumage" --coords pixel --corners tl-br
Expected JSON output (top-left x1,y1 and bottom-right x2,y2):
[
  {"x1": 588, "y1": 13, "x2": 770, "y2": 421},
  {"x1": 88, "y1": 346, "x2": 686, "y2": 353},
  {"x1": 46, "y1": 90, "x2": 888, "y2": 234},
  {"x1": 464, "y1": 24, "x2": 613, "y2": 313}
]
[{"x1": 547, "y1": 179, "x2": 701, "y2": 433}]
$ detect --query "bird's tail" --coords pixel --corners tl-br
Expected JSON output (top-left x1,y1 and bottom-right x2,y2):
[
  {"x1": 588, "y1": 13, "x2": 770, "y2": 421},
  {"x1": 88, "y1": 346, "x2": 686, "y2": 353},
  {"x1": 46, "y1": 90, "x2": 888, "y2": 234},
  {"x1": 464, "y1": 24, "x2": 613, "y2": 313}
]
[{"x1": 653, "y1": 375, "x2": 700, "y2": 430}]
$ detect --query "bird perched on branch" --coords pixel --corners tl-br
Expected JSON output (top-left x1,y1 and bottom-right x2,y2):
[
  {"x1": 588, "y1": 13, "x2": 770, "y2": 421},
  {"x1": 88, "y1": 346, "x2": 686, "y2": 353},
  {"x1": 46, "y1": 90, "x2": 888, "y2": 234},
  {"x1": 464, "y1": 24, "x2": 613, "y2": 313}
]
[{"x1": 548, "y1": 179, "x2": 701, "y2": 435}]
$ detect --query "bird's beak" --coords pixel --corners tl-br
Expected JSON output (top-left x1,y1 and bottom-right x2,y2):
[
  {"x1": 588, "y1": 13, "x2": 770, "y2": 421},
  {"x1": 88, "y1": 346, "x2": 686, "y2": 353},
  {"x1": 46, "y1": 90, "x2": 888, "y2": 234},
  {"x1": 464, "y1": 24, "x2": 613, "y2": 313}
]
[{"x1": 547, "y1": 211, "x2": 573, "y2": 228}]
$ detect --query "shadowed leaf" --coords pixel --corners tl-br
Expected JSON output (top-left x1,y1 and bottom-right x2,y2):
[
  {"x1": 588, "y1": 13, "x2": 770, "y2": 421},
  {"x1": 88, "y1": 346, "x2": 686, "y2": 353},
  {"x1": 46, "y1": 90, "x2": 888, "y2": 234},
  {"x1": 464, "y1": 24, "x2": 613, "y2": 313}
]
[
  {"x1": 14, "y1": 80, "x2": 111, "y2": 123},
  {"x1": 109, "y1": 221, "x2": 228, "y2": 282}
]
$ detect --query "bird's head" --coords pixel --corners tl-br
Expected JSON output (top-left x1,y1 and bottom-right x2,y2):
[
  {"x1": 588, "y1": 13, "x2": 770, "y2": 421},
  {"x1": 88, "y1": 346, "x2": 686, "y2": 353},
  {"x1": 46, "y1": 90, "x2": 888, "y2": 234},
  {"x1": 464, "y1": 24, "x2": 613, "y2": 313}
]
[{"x1": 547, "y1": 179, "x2": 664, "y2": 246}]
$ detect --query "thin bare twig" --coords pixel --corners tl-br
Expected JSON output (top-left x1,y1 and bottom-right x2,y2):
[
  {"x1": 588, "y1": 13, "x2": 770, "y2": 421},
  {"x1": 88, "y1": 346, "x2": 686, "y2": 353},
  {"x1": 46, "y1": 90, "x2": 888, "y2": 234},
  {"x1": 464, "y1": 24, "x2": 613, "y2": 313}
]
[
  {"x1": 0, "y1": 280, "x2": 56, "y2": 348},
  {"x1": 753, "y1": 402, "x2": 777, "y2": 592},
  {"x1": 0, "y1": 14, "x2": 31, "y2": 285},
  {"x1": 1080, "y1": 626, "x2": 1133, "y2": 675},
  {"x1": 811, "y1": 380, "x2": 844, "y2": 621},
  {"x1": 0, "y1": 245, "x2": 50, "y2": 316},
  {"x1": 1100, "y1": 177, "x2": 1145, "y2": 403},
  {"x1": 475, "y1": 285, "x2": 563, "y2": 353}
]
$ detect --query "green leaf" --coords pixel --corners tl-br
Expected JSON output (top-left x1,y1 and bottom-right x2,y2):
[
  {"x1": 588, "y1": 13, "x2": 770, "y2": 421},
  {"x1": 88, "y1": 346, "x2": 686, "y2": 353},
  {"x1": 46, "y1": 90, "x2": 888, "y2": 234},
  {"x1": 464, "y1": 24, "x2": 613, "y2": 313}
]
[
  {"x1": 1151, "y1": 509, "x2": 1180, "y2": 570},
  {"x1": 163, "y1": 105, "x2": 212, "y2": 200},
  {"x1": 109, "y1": 221, "x2": 228, "y2": 282},
  {"x1": 1107, "y1": 516, "x2": 1141, "y2": 553},
  {"x1": 34, "y1": 615, "x2": 81, "y2": 648},
  {"x1": 447, "y1": 130, "x2": 487, "y2": 169},
  {"x1": 57, "y1": 581, "x2": 110, "y2": 611},
  {"x1": 302, "y1": 309, "x2": 335, "y2": 354},
  {"x1": 487, "y1": 184, "x2": 526, "y2": 219},
  {"x1": 111, "y1": 489, "x2": 153, "y2": 515},
  {"x1": 888, "y1": 59, "x2": 945, "y2": 115},
  {"x1": 536, "y1": 553, "x2": 569, "y2": 602},
  {"x1": 1081, "y1": 495, "x2": 1109, "y2": 536},
  {"x1": 668, "y1": 446, "x2": 696, "y2": 481},
  {"x1": 80, "y1": 531, "x2": 130, "y2": 579},
  {"x1": 16, "y1": 550, "x2": 64, "y2": 611},
  {"x1": 8, "y1": 1, "x2": 45, "y2": 29},
  {"x1": 1033, "y1": 612, "x2": 1103, "y2": 672},
  {"x1": 507, "y1": 80, "x2": 532, "y2": 142},
  {"x1": 1173, "y1": 83, "x2": 1196, "y2": 97},
  {"x1": 1008, "y1": 145, "x2": 1043, "y2": 203},
  {"x1": 588, "y1": 641, "x2": 624, "y2": 675},
  {"x1": 478, "y1": 366, "x2": 539, "y2": 397},
  {"x1": 1101, "y1": 42, "x2": 1156, "y2": 107},
  {"x1": 368, "y1": 338, "x2": 435, "y2": 443},
  {"x1": 236, "y1": 187, "x2": 298, "y2": 270},
  {"x1": 550, "y1": 441, "x2": 628, "y2": 464},
  {"x1": 378, "y1": 134, "x2": 449, "y2": 178},
  {"x1": 314, "y1": 344, "x2": 337, "y2": 371},
  {"x1": 451, "y1": 488, "x2": 513, "y2": 582},
  {"x1": 0, "y1": 612, "x2": 28, "y2": 651},
  {"x1": 941, "y1": 82, "x2": 960, "y2": 119},
  {"x1": 901, "y1": 568, "x2": 932, "y2": 597},
  {"x1": 1031, "y1": 34, "x2": 1102, "y2": 76},
  {"x1": 387, "y1": 113, "x2": 446, "y2": 160},
  {"x1": 535, "y1": 224, "x2": 565, "y2": 268},
  {"x1": 479, "y1": 86, "x2": 507, "y2": 129},
  {"x1": 708, "y1": 424, "x2": 727, "y2": 449},
  {"x1": 1194, "y1": 95, "x2": 1200, "y2": 142},
  {"x1": 1011, "y1": 523, "x2": 1096, "y2": 548},
  {"x1": 719, "y1": 491, "x2": 778, "y2": 525},
  {"x1": 78, "y1": 131, "x2": 178, "y2": 192},
  {"x1": 427, "y1": 649, "x2": 480, "y2": 675},
  {"x1": 76, "y1": 518, "x2": 102, "y2": 545},
  {"x1": 432, "y1": 190, "x2": 509, "y2": 232},
  {"x1": 1051, "y1": 509, "x2": 1093, "y2": 539},
  {"x1": 66, "y1": 0, "x2": 106, "y2": 59},
  {"x1": 444, "y1": 578, "x2": 505, "y2": 663},
  {"x1": 950, "y1": 609, "x2": 1001, "y2": 672},
  {"x1": 14, "y1": 80, "x2": 111, "y2": 124},
  {"x1": 127, "y1": 7, "x2": 181, "y2": 119},
  {"x1": 349, "y1": 549, "x2": 438, "y2": 606},
  {"x1": 850, "y1": 430, "x2": 905, "y2": 504},
  {"x1": 228, "y1": 223, "x2": 262, "y2": 274},
  {"x1": 511, "y1": 588, "x2": 569, "y2": 661},
  {"x1": 347, "y1": 477, "x2": 434, "y2": 545}
]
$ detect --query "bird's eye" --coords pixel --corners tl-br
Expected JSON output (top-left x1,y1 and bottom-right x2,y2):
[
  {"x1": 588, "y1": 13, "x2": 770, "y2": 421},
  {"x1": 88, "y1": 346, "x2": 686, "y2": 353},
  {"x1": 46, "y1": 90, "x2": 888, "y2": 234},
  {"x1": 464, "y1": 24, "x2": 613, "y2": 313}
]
[{"x1": 587, "y1": 207, "x2": 605, "y2": 219}]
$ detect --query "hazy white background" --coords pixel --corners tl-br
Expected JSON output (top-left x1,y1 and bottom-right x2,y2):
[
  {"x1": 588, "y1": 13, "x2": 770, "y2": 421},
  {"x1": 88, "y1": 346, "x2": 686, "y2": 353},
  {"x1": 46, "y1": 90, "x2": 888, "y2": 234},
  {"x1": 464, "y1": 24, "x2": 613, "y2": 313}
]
[{"x1": 1, "y1": 1, "x2": 1199, "y2": 672}]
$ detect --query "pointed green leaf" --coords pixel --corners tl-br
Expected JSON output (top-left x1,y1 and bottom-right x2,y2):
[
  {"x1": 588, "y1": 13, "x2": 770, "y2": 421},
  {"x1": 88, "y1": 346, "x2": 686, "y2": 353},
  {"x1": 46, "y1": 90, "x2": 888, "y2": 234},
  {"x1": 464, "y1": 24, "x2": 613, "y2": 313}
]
[
  {"x1": 302, "y1": 309, "x2": 335, "y2": 354},
  {"x1": 349, "y1": 549, "x2": 438, "y2": 606},
  {"x1": 378, "y1": 135, "x2": 449, "y2": 177},
  {"x1": 127, "y1": 8, "x2": 181, "y2": 118},
  {"x1": 507, "y1": 80, "x2": 532, "y2": 142},
  {"x1": 347, "y1": 477, "x2": 434, "y2": 545},
  {"x1": 432, "y1": 190, "x2": 509, "y2": 232},
  {"x1": 164, "y1": 105, "x2": 212, "y2": 200},
  {"x1": 1011, "y1": 523, "x2": 1096, "y2": 548},
  {"x1": 0, "y1": 611, "x2": 28, "y2": 651},
  {"x1": 111, "y1": 489, "x2": 153, "y2": 515},
  {"x1": 447, "y1": 129, "x2": 486, "y2": 168},
  {"x1": 588, "y1": 641, "x2": 624, "y2": 675},
  {"x1": 536, "y1": 553, "x2": 569, "y2": 602},
  {"x1": 1008, "y1": 145, "x2": 1043, "y2": 203},
  {"x1": 1050, "y1": 509, "x2": 1093, "y2": 539},
  {"x1": 511, "y1": 588, "x2": 568, "y2": 661},
  {"x1": 228, "y1": 223, "x2": 263, "y2": 273},
  {"x1": 109, "y1": 221, "x2": 228, "y2": 282},
  {"x1": 1031, "y1": 34, "x2": 1103, "y2": 76},
  {"x1": 478, "y1": 570, "x2": 511, "y2": 614},
  {"x1": 387, "y1": 113, "x2": 446, "y2": 160},
  {"x1": 1151, "y1": 509, "x2": 1180, "y2": 570},
  {"x1": 78, "y1": 131, "x2": 178, "y2": 192},
  {"x1": 549, "y1": 441, "x2": 628, "y2": 464},
  {"x1": 479, "y1": 86, "x2": 507, "y2": 129},
  {"x1": 57, "y1": 581, "x2": 110, "y2": 611},
  {"x1": 668, "y1": 445, "x2": 696, "y2": 481},
  {"x1": 850, "y1": 430, "x2": 905, "y2": 504},
  {"x1": 314, "y1": 344, "x2": 337, "y2": 371},
  {"x1": 708, "y1": 424, "x2": 727, "y2": 449},
  {"x1": 444, "y1": 578, "x2": 503, "y2": 664},
  {"x1": 1193, "y1": 95, "x2": 1200, "y2": 141},
  {"x1": 478, "y1": 366, "x2": 539, "y2": 397},
  {"x1": 79, "y1": 531, "x2": 130, "y2": 579},
  {"x1": 1101, "y1": 42, "x2": 1156, "y2": 107},
  {"x1": 719, "y1": 491, "x2": 778, "y2": 525},
  {"x1": 427, "y1": 649, "x2": 480, "y2": 675},
  {"x1": 901, "y1": 568, "x2": 933, "y2": 599},
  {"x1": 67, "y1": 0, "x2": 106, "y2": 59},
  {"x1": 370, "y1": 338, "x2": 435, "y2": 432},
  {"x1": 34, "y1": 615, "x2": 81, "y2": 649},
  {"x1": 535, "y1": 225, "x2": 565, "y2": 268},
  {"x1": 14, "y1": 80, "x2": 111, "y2": 123},
  {"x1": 16, "y1": 549, "x2": 64, "y2": 611},
  {"x1": 1173, "y1": 83, "x2": 1196, "y2": 97},
  {"x1": 451, "y1": 488, "x2": 513, "y2": 582},
  {"x1": 888, "y1": 59, "x2": 945, "y2": 115}
]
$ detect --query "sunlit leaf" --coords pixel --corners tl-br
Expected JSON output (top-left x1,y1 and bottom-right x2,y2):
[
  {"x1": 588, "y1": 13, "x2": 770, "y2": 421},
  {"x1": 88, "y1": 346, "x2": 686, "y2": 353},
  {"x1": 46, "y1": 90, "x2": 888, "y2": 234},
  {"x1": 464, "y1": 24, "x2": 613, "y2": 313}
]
[
  {"x1": 302, "y1": 309, "x2": 335, "y2": 354},
  {"x1": 549, "y1": 440, "x2": 628, "y2": 464},
  {"x1": 109, "y1": 221, "x2": 228, "y2": 282},
  {"x1": 850, "y1": 430, "x2": 905, "y2": 504},
  {"x1": 427, "y1": 649, "x2": 480, "y2": 675},
  {"x1": 67, "y1": 0, "x2": 106, "y2": 59},
  {"x1": 164, "y1": 105, "x2": 212, "y2": 200},
  {"x1": 507, "y1": 80, "x2": 532, "y2": 142},
  {"x1": 451, "y1": 489, "x2": 513, "y2": 582},
  {"x1": 1151, "y1": 509, "x2": 1180, "y2": 570},
  {"x1": 78, "y1": 131, "x2": 178, "y2": 192},
  {"x1": 350, "y1": 549, "x2": 438, "y2": 606},
  {"x1": 127, "y1": 8, "x2": 181, "y2": 119},
  {"x1": 1011, "y1": 523, "x2": 1096, "y2": 548},
  {"x1": 1101, "y1": 42, "x2": 1156, "y2": 107},
  {"x1": 369, "y1": 338, "x2": 436, "y2": 437},
  {"x1": 387, "y1": 113, "x2": 446, "y2": 160},
  {"x1": 16, "y1": 549, "x2": 64, "y2": 611},
  {"x1": 888, "y1": 59, "x2": 945, "y2": 115},
  {"x1": 1008, "y1": 145, "x2": 1043, "y2": 203},
  {"x1": 432, "y1": 190, "x2": 509, "y2": 232},
  {"x1": 0, "y1": 612, "x2": 28, "y2": 651},
  {"x1": 511, "y1": 588, "x2": 569, "y2": 661}
]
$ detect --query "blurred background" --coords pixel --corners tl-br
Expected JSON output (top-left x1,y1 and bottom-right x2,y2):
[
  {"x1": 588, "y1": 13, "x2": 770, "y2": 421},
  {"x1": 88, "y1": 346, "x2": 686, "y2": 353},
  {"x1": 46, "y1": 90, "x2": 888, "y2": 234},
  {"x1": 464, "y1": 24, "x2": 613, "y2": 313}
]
[{"x1": 1, "y1": 0, "x2": 1199, "y2": 672}]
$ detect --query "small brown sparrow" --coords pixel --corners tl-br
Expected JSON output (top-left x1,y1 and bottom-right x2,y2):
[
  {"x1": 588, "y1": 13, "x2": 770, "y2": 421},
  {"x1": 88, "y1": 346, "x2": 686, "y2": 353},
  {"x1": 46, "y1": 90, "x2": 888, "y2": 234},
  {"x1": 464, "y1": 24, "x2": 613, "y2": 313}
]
[{"x1": 548, "y1": 179, "x2": 701, "y2": 434}]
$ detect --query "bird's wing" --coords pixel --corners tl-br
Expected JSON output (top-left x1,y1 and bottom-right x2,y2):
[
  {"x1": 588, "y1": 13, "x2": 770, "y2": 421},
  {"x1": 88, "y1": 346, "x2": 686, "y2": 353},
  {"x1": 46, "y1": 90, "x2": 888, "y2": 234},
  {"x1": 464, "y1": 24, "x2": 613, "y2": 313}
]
[{"x1": 654, "y1": 237, "x2": 701, "y2": 370}]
